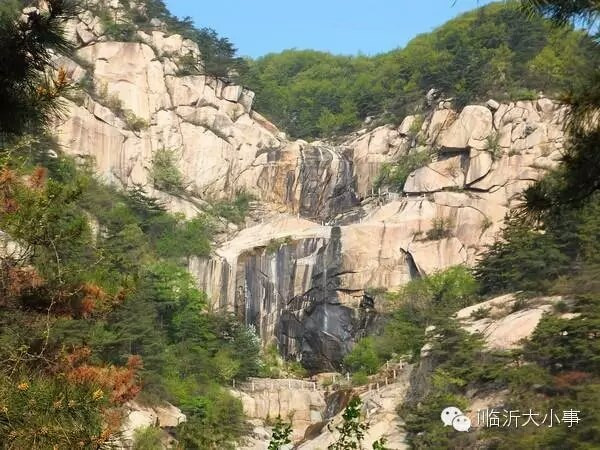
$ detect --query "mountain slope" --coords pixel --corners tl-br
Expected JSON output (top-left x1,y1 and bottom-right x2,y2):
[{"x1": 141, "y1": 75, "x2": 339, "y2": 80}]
[
  {"x1": 0, "y1": 0, "x2": 594, "y2": 448},
  {"x1": 242, "y1": 1, "x2": 596, "y2": 139}
]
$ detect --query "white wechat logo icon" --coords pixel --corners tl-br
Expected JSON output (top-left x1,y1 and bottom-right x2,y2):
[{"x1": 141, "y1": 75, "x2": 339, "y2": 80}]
[
  {"x1": 440, "y1": 406, "x2": 471, "y2": 432},
  {"x1": 452, "y1": 414, "x2": 471, "y2": 432},
  {"x1": 441, "y1": 406, "x2": 462, "y2": 426}
]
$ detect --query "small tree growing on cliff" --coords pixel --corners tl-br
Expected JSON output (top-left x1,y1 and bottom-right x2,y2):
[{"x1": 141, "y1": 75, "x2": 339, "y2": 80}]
[
  {"x1": 268, "y1": 416, "x2": 293, "y2": 450},
  {"x1": 149, "y1": 147, "x2": 188, "y2": 194},
  {"x1": 328, "y1": 396, "x2": 390, "y2": 450}
]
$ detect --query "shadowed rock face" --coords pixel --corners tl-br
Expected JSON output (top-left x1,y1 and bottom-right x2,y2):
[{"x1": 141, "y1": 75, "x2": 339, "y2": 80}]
[
  {"x1": 223, "y1": 228, "x2": 376, "y2": 371},
  {"x1": 254, "y1": 144, "x2": 358, "y2": 220},
  {"x1": 298, "y1": 145, "x2": 357, "y2": 219}
]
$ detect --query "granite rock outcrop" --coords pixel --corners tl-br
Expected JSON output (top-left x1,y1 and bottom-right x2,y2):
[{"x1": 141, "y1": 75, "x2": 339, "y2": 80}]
[{"x1": 52, "y1": 1, "x2": 566, "y2": 373}]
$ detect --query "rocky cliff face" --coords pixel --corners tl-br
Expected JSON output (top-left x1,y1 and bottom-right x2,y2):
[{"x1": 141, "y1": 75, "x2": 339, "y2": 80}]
[
  {"x1": 190, "y1": 99, "x2": 566, "y2": 370},
  {"x1": 51, "y1": 0, "x2": 567, "y2": 372},
  {"x1": 54, "y1": 1, "x2": 357, "y2": 220}
]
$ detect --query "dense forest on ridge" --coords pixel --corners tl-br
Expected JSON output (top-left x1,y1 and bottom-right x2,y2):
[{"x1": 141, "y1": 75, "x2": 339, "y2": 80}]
[{"x1": 241, "y1": 1, "x2": 597, "y2": 139}]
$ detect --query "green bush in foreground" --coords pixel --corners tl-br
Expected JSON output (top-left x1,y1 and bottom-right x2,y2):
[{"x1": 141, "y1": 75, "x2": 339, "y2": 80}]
[{"x1": 0, "y1": 374, "x2": 111, "y2": 448}]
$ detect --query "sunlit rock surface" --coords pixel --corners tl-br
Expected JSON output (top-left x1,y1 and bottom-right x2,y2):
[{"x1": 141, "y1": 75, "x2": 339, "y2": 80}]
[{"x1": 53, "y1": 3, "x2": 566, "y2": 374}]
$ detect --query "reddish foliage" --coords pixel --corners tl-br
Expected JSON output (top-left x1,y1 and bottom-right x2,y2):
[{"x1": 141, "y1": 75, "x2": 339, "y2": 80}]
[
  {"x1": 114, "y1": 288, "x2": 128, "y2": 305},
  {"x1": 0, "y1": 168, "x2": 19, "y2": 213},
  {"x1": 97, "y1": 408, "x2": 124, "y2": 445},
  {"x1": 2, "y1": 197, "x2": 18, "y2": 213},
  {"x1": 79, "y1": 282, "x2": 106, "y2": 318},
  {"x1": 554, "y1": 371, "x2": 591, "y2": 389},
  {"x1": 0, "y1": 168, "x2": 17, "y2": 186},
  {"x1": 64, "y1": 348, "x2": 143, "y2": 404},
  {"x1": 1, "y1": 264, "x2": 45, "y2": 302},
  {"x1": 56, "y1": 67, "x2": 69, "y2": 89},
  {"x1": 28, "y1": 166, "x2": 48, "y2": 190},
  {"x1": 37, "y1": 67, "x2": 71, "y2": 100},
  {"x1": 64, "y1": 346, "x2": 92, "y2": 367}
]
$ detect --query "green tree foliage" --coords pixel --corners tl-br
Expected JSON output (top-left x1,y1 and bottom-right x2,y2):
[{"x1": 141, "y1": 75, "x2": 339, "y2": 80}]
[
  {"x1": 440, "y1": 4, "x2": 600, "y2": 446},
  {"x1": 242, "y1": 1, "x2": 596, "y2": 139},
  {"x1": 176, "y1": 388, "x2": 248, "y2": 450},
  {"x1": 401, "y1": 320, "x2": 507, "y2": 449},
  {"x1": 475, "y1": 0, "x2": 600, "y2": 295},
  {"x1": 132, "y1": 0, "x2": 247, "y2": 79},
  {"x1": 344, "y1": 267, "x2": 479, "y2": 373},
  {"x1": 0, "y1": 373, "x2": 111, "y2": 448},
  {"x1": 425, "y1": 217, "x2": 454, "y2": 241},
  {"x1": 328, "y1": 396, "x2": 369, "y2": 450},
  {"x1": 520, "y1": 0, "x2": 600, "y2": 211},
  {"x1": 374, "y1": 149, "x2": 433, "y2": 192},
  {"x1": 0, "y1": 153, "x2": 260, "y2": 445},
  {"x1": 327, "y1": 397, "x2": 390, "y2": 450},
  {"x1": 133, "y1": 426, "x2": 163, "y2": 450},
  {"x1": 0, "y1": 0, "x2": 76, "y2": 136},
  {"x1": 210, "y1": 191, "x2": 254, "y2": 225},
  {"x1": 474, "y1": 213, "x2": 571, "y2": 295},
  {"x1": 268, "y1": 417, "x2": 293, "y2": 450},
  {"x1": 95, "y1": 6, "x2": 137, "y2": 42},
  {"x1": 525, "y1": 312, "x2": 600, "y2": 373},
  {"x1": 0, "y1": 2, "x2": 257, "y2": 446},
  {"x1": 149, "y1": 147, "x2": 188, "y2": 194},
  {"x1": 343, "y1": 337, "x2": 381, "y2": 375},
  {"x1": 391, "y1": 266, "x2": 479, "y2": 322}
]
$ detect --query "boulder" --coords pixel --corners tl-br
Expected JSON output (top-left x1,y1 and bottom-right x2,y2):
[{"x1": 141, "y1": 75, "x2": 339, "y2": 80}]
[
  {"x1": 427, "y1": 109, "x2": 456, "y2": 144},
  {"x1": 347, "y1": 125, "x2": 406, "y2": 197},
  {"x1": 154, "y1": 403, "x2": 186, "y2": 427},
  {"x1": 76, "y1": 42, "x2": 171, "y2": 120},
  {"x1": 150, "y1": 17, "x2": 164, "y2": 27},
  {"x1": 239, "y1": 89, "x2": 256, "y2": 112},
  {"x1": 404, "y1": 155, "x2": 465, "y2": 193},
  {"x1": 465, "y1": 149, "x2": 493, "y2": 185},
  {"x1": 486, "y1": 99, "x2": 500, "y2": 110},
  {"x1": 398, "y1": 115, "x2": 417, "y2": 136},
  {"x1": 120, "y1": 401, "x2": 186, "y2": 446},
  {"x1": 121, "y1": 403, "x2": 157, "y2": 443},
  {"x1": 233, "y1": 380, "x2": 326, "y2": 441},
  {"x1": 221, "y1": 84, "x2": 243, "y2": 102},
  {"x1": 440, "y1": 105, "x2": 493, "y2": 150},
  {"x1": 76, "y1": 22, "x2": 95, "y2": 44},
  {"x1": 458, "y1": 294, "x2": 565, "y2": 350},
  {"x1": 408, "y1": 237, "x2": 468, "y2": 275},
  {"x1": 537, "y1": 97, "x2": 555, "y2": 117}
]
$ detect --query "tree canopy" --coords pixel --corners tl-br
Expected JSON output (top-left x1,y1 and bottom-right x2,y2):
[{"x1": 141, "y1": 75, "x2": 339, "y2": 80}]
[
  {"x1": 242, "y1": 1, "x2": 597, "y2": 139},
  {"x1": 0, "y1": 0, "x2": 77, "y2": 136}
]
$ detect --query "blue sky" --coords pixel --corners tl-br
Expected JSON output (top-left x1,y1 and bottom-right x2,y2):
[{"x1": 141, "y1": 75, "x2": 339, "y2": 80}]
[{"x1": 165, "y1": 0, "x2": 496, "y2": 58}]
